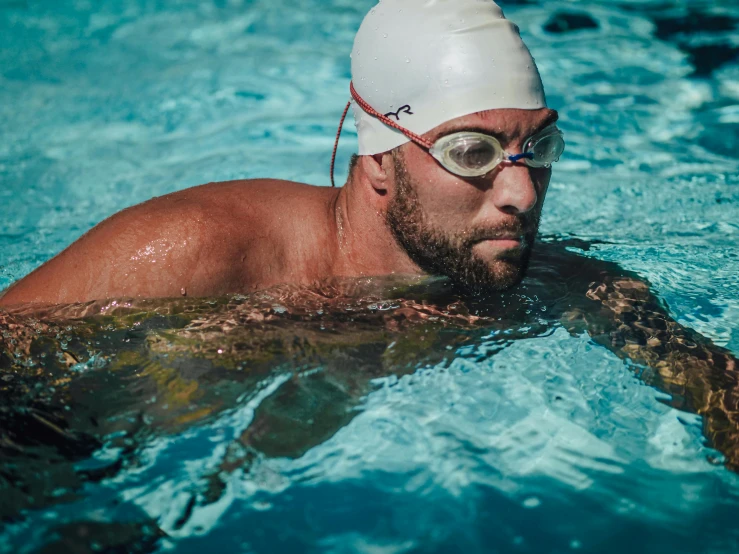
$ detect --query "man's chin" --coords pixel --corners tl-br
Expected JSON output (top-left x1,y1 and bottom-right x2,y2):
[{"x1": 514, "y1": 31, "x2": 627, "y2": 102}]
[
  {"x1": 484, "y1": 259, "x2": 528, "y2": 289},
  {"x1": 448, "y1": 257, "x2": 529, "y2": 294}
]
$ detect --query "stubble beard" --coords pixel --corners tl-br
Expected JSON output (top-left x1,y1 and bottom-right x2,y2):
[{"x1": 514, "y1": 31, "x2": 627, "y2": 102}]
[{"x1": 385, "y1": 151, "x2": 540, "y2": 294}]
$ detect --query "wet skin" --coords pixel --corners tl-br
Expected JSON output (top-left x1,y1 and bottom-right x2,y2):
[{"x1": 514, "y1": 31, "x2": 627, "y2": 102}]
[{"x1": 0, "y1": 108, "x2": 556, "y2": 307}]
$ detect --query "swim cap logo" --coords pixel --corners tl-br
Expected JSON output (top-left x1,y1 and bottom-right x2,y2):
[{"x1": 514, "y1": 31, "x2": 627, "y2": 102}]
[{"x1": 384, "y1": 105, "x2": 414, "y2": 121}]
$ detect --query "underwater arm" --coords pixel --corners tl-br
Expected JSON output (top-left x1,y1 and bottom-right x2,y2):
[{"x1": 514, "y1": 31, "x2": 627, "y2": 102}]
[{"x1": 566, "y1": 276, "x2": 739, "y2": 468}]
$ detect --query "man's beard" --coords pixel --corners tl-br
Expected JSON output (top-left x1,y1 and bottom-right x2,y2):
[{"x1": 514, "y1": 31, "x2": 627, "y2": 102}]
[{"x1": 386, "y1": 152, "x2": 540, "y2": 294}]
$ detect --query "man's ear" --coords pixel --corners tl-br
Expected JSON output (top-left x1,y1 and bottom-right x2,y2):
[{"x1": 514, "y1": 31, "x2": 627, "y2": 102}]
[{"x1": 360, "y1": 153, "x2": 391, "y2": 195}]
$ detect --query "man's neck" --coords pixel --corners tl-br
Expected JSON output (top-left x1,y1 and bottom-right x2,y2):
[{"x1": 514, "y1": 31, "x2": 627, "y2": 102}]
[{"x1": 329, "y1": 175, "x2": 422, "y2": 279}]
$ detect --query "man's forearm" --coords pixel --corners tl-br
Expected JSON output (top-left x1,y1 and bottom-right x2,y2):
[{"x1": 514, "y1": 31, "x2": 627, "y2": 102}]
[{"x1": 575, "y1": 276, "x2": 739, "y2": 468}]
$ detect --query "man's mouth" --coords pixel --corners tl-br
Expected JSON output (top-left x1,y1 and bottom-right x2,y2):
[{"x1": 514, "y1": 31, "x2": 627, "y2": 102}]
[
  {"x1": 463, "y1": 222, "x2": 536, "y2": 253},
  {"x1": 476, "y1": 236, "x2": 525, "y2": 251},
  {"x1": 473, "y1": 229, "x2": 528, "y2": 243}
]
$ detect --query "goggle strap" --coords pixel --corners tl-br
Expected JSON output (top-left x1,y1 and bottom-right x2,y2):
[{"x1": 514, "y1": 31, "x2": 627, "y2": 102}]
[
  {"x1": 330, "y1": 100, "x2": 352, "y2": 187},
  {"x1": 330, "y1": 82, "x2": 436, "y2": 187},
  {"x1": 350, "y1": 82, "x2": 434, "y2": 150}
]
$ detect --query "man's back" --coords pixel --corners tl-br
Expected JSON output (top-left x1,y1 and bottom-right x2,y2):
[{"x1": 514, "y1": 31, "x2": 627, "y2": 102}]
[{"x1": 0, "y1": 180, "x2": 339, "y2": 306}]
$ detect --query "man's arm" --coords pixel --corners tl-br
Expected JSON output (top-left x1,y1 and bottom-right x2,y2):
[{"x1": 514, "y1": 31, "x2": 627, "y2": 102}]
[
  {"x1": 565, "y1": 274, "x2": 739, "y2": 468},
  {"x1": 0, "y1": 191, "x2": 241, "y2": 307}
]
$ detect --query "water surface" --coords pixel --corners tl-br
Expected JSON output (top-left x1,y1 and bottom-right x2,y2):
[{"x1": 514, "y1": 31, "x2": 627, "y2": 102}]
[{"x1": 1, "y1": 0, "x2": 738, "y2": 552}]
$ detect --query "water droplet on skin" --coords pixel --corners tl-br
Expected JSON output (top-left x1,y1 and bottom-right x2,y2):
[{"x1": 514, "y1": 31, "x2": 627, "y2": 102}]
[
  {"x1": 383, "y1": 33, "x2": 388, "y2": 38},
  {"x1": 406, "y1": 58, "x2": 411, "y2": 63}
]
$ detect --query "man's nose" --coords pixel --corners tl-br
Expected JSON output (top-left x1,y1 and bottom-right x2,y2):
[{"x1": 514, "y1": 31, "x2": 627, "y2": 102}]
[{"x1": 489, "y1": 163, "x2": 538, "y2": 215}]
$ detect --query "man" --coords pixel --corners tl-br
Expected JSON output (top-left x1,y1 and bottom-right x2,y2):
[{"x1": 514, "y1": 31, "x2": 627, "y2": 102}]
[
  {"x1": 2, "y1": 0, "x2": 739, "y2": 504},
  {"x1": 0, "y1": 0, "x2": 560, "y2": 307}
]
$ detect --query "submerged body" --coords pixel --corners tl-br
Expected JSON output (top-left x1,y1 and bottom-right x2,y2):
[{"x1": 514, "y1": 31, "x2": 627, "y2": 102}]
[{"x1": 2, "y1": 243, "x2": 739, "y2": 538}]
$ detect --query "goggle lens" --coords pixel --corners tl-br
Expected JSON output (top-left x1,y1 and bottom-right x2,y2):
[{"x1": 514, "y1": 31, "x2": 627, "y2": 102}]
[
  {"x1": 525, "y1": 127, "x2": 565, "y2": 169},
  {"x1": 431, "y1": 132, "x2": 505, "y2": 177},
  {"x1": 451, "y1": 140, "x2": 500, "y2": 171}
]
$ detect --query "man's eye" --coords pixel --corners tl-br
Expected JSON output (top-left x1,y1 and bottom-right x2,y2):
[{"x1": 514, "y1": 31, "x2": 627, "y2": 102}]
[
  {"x1": 526, "y1": 126, "x2": 560, "y2": 148},
  {"x1": 531, "y1": 134, "x2": 565, "y2": 163},
  {"x1": 453, "y1": 143, "x2": 495, "y2": 169}
]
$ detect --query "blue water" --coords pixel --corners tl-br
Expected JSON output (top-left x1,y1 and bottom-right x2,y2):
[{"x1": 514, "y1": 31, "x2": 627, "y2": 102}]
[{"x1": 1, "y1": 0, "x2": 739, "y2": 552}]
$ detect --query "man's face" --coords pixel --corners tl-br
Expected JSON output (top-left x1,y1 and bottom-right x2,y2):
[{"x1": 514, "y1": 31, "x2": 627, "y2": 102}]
[{"x1": 385, "y1": 108, "x2": 557, "y2": 293}]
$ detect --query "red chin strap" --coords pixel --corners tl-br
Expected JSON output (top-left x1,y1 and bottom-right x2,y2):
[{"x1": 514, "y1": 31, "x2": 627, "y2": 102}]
[{"x1": 330, "y1": 82, "x2": 433, "y2": 187}]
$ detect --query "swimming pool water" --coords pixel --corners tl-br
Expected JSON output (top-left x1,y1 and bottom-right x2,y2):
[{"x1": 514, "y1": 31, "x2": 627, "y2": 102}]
[{"x1": 1, "y1": 0, "x2": 739, "y2": 552}]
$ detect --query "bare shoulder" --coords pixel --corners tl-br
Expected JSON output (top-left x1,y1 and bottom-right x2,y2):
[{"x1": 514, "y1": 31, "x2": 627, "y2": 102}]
[
  {"x1": 148, "y1": 178, "x2": 336, "y2": 251},
  {"x1": 0, "y1": 179, "x2": 333, "y2": 307},
  {"x1": 172, "y1": 178, "x2": 335, "y2": 217}
]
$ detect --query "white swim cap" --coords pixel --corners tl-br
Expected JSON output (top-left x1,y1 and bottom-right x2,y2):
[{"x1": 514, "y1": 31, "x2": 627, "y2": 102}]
[{"x1": 351, "y1": 0, "x2": 547, "y2": 155}]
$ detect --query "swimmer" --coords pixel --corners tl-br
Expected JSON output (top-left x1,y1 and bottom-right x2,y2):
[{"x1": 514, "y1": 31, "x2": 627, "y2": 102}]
[
  {"x1": 3, "y1": 0, "x2": 739, "y2": 498},
  {"x1": 0, "y1": 0, "x2": 560, "y2": 307}
]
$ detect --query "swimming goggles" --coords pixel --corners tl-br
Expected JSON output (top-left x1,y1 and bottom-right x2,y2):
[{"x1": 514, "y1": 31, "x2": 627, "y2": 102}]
[{"x1": 330, "y1": 82, "x2": 565, "y2": 186}]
